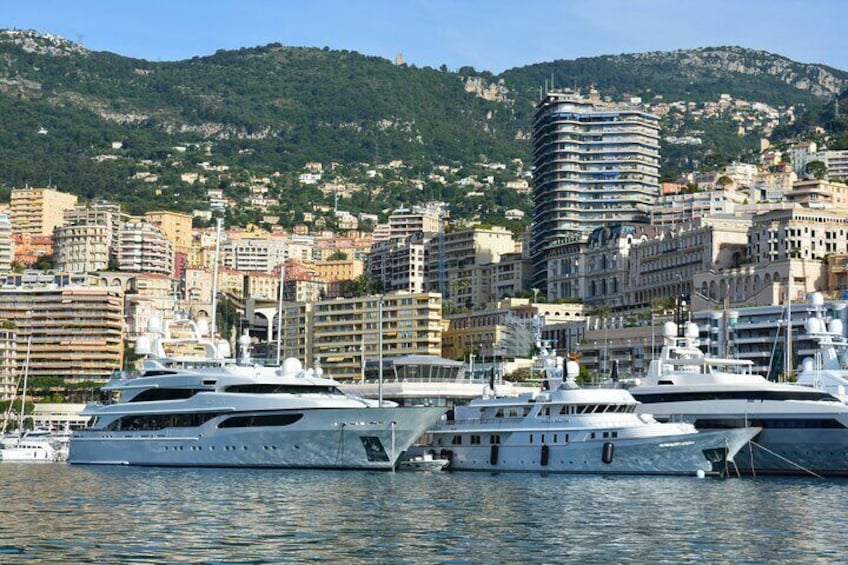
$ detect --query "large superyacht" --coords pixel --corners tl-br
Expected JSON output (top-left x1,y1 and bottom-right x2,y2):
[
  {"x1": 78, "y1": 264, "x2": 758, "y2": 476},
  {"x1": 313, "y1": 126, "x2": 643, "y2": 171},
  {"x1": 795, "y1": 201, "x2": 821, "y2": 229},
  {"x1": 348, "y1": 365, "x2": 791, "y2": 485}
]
[
  {"x1": 427, "y1": 335, "x2": 759, "y2": 476},
  {"x1": 628, "y1": 320, "x2": 848, "y2": 476},
  {"x1": 69, "y1": 317, "x2": 444, "y2": 469}
]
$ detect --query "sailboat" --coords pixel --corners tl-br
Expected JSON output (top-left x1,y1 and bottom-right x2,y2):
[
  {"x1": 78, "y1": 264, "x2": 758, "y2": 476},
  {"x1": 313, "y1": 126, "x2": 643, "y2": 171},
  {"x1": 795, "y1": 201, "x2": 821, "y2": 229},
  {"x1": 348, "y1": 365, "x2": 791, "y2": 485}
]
[{"x1": 0, "y1": 337, "x2": 62, "y2": 463}]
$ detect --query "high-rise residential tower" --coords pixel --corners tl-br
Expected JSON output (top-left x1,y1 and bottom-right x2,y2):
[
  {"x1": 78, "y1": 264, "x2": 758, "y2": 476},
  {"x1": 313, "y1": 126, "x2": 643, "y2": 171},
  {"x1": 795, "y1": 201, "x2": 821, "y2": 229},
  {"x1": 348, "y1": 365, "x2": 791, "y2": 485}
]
[{"x1": 530, "y1": 90, "x2": 661, "y2": 291}]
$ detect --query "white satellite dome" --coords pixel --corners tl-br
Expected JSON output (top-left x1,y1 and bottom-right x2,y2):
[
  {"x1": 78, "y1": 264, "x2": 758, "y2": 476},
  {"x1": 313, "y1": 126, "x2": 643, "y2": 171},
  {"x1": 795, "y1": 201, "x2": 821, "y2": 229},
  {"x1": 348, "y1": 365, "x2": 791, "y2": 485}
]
[
  {"x1": 134, "y1": 335, "x2": 152, "y2": 356},
  {"x1": 685, "y1": 322, "x2": 699, "y2": 339},
  {"x1": 806, "y1": 317, "x2": 824, "y2": 334},
  {"x1": 810, "y1": 292, "x2": 825, "y2": 307},
  {"x1": 280, "y1": 357, "x2": 303, "y2": 376},
  {"x1": 829, "y1": 319, "x2": 843, "y2": 336},
  {"x1": 663, "y1": 321, "x2": 677, "y2": 338}
]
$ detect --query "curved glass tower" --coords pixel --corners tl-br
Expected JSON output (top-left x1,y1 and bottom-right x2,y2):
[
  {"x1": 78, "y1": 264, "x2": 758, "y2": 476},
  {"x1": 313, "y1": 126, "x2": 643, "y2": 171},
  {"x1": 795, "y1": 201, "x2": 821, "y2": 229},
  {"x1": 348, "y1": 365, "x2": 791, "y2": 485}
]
[{"x1": 530, "y1": 91, "x2": 660, "y2": 291}]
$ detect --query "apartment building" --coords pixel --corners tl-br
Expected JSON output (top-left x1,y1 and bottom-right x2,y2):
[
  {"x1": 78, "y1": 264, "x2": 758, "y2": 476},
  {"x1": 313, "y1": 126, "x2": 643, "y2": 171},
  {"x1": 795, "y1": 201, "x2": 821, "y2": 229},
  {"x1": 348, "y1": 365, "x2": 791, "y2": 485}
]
[
  {"x1": 0, "y1": 284, "x2": 123, "y2": 382},
  {"x1": 119, "y1": 218, "x2": 175, "y2": 275},
  {"x1": 222, "y1": 236, "x2": 287, "y2": 273},
  {"x1": 426, "y1": 225, "x2": 517, "y2": 310},
  {"x1": 443, "y1": 299, "x2": 583, "y2": 361},
  {"x1": 629, "y1": 216, "x2": 751, "y2": 309},
  {"x1": 144, "y1": 210, "x2": 193, "y2": 257},
  {"x1": 825, "y1": 149, "x2": 848, "y2": 180},
  {"x1": 786, "y1": 179, "x2": 848, "y2": 208},
  {"x1": 546, "y1": 239, "x2": 587, "y2": 302},
  {"x1": 649, "y1": 189, "x2": 745, "y2": 228},
  {"x1": 314, "y1": 259, "x2": 364, "y2": 284},
  {"x1": 386, "y1": 205, "x2": 443, "y2": 239},
  {"x1": 311, "y1": 292, "x2": 442, "y2": 381},
  {"x1": 9, "y1": 186, "x2": 78, "y2": 237},
  {"x1": 54, "y1": 203, "x2": 123, "y2": 273},
  {"x1": 484, "y1": 251, "x2": 530, "y2": 302},
  {"x1": 0, "y1": 326, "x2": 16, "y2": 403},
  {"x1": 530, "y1": 90, "x2": 661, "y2": 290},
  {"x1": 747, "y1": 207, "x2": 848, "y2": 263},
  {"x1": 367, "y1": 235, "x2": 428, "y2": 294},
  {"x1": 53, "y1": 224, "x2": 111, "y2": 273},
  {"x1": 0, "y1": 214, "x2": 13, "y2": 272}
]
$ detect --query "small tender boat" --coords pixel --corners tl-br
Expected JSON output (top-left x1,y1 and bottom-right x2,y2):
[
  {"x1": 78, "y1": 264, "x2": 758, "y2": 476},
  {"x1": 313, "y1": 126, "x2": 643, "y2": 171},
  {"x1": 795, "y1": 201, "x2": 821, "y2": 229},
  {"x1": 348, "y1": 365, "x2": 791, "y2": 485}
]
[{"x1": 397, "y1": 452, "x2": 449, "y2": 471}]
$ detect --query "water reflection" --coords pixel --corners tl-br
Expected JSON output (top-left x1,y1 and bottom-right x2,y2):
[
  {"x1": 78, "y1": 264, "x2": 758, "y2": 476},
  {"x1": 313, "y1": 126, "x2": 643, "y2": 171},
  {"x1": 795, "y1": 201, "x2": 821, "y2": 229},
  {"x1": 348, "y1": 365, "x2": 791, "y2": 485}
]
[{"x1": 0, "y1": 465, "x2": 845, "y2": 563}]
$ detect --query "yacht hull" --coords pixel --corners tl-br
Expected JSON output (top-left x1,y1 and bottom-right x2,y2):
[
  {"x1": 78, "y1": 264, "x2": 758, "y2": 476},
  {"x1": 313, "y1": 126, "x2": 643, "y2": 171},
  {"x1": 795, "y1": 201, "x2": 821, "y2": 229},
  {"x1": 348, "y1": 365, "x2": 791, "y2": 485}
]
[
  {"x1": 69, "y1": 406, "x2": 444, "y2": 470},
  {"x1": 637, "y1": 402, "x2": 848, "y2": 476},
  {"x1": 431, "y1": 427, "x2": 758, "y2": 475},
  {"x1": 694, "y1": 425, "x2": 848, "y2": 476}
]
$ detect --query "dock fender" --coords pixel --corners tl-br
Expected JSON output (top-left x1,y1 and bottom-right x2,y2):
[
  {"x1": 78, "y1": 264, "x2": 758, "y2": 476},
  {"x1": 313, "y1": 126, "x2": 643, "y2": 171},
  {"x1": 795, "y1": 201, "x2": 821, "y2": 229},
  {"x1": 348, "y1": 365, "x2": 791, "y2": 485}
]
[{"x1": 602, "y1": 442, "x2": 615, "y2": 464}]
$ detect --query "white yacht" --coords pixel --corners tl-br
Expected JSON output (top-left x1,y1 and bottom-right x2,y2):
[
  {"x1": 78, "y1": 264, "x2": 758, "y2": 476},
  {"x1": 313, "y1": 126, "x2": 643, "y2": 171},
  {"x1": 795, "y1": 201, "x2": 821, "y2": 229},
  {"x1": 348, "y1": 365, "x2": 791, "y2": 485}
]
[
  {"x1": 628, "y1": 321, "x2": 848, "y2": 476},
  {"x1": 796, "y1": 296, "x2": 848, "y2": 403},
  {"x1": 68, "y1": 318, "x2": 445, "y2": 470},
  {"x1": 0, "y1": 435, "x2": 62, "y2": 463},
  {"x1": 427, "y1": 338, "x2": 759, "y2": 476}
]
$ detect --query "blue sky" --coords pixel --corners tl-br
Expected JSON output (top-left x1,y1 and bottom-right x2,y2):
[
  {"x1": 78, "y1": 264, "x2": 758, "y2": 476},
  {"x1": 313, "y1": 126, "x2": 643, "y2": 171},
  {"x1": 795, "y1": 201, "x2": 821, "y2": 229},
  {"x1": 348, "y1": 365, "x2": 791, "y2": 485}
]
[{"x1": 3, "y1": 0, "x2": 847, "y2": 73}]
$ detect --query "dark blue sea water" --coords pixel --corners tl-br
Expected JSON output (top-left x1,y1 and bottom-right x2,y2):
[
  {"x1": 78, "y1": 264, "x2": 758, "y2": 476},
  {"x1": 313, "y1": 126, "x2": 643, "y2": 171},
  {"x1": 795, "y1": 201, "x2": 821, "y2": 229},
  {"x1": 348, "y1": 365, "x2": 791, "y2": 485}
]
[{"x1": 0, "y1": 464, "x2": 845, "y2": 564}]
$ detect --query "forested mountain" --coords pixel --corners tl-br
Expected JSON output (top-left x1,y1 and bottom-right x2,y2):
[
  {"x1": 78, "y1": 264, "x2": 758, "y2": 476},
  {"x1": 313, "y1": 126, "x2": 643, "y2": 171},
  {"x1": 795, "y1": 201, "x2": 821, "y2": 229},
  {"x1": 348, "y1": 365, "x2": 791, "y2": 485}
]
[{"x1": 0, "y1": 29, "x2": 845, "y2": 219}]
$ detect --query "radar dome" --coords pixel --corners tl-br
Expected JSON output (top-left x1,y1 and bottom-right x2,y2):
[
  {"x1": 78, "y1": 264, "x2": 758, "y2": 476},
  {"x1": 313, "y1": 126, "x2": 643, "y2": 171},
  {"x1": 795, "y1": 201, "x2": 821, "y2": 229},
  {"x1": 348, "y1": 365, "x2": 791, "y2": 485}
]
[
  {"x1": 281, "y1": 357, "x2": 303, "y2": 376},
  {"x1": 801, "y1": 357, "x2": 815, "y2": 372},
  {"x1": 663, "y1": 321, "x2": 677, "y2": 338},
  {"x1": 810, "y1": 292, "x2": 825, "y2": 306},
  {"x1": 806, "y1": 317, "x2": 824, "y2": 334},
  {"x1": 134, "y1": 335, "x2": 151, "y2": 356},
  {"x1": 685, "y1": 322, "x2": 699, "y2": 339},
  {"x1": 829, "y1": 319, "x2": 843, "y2": 336},
  {"x1": 146, "y1": 316, "x2": 161, "y2": 333},
  {"x1": 565, "y1": 360, "x2": 580, "y2": 379}
]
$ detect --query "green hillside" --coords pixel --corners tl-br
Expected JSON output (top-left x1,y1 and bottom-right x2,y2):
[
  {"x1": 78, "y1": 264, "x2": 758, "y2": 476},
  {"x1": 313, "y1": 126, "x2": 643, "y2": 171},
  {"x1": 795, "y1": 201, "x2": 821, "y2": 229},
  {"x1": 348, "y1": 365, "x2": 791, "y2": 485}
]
[{"x1": 0, "y1": 30, "x2": 845, "y2": 220}]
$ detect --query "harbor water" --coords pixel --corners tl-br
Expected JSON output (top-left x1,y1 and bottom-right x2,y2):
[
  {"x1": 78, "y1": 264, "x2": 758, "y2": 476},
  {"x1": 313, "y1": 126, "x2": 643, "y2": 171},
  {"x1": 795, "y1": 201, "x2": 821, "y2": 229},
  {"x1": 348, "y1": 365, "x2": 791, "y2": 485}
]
[{"x1": 1, "y1": 464, "x2": 846, "y2": 564}]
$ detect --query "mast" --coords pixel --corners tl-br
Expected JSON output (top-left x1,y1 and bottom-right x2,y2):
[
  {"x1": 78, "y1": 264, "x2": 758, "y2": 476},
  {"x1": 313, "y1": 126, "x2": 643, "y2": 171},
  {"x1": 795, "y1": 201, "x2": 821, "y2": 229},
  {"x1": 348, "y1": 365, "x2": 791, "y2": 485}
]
[
  {"x1": 275, "y1": 261, "x2": 286, "y2": 365},
  {"x1": 17, "y1": 336, "x2": 32, "y2": 438},
  {"x1": 378, "y1": 297, "x2": 384, "y2": 407},
  {"x1": 210, "y1": 217, "x2": 223, "y2": 347},
  {"x1": 785, "y1": 285, "x2": 793, "y2": 382}
]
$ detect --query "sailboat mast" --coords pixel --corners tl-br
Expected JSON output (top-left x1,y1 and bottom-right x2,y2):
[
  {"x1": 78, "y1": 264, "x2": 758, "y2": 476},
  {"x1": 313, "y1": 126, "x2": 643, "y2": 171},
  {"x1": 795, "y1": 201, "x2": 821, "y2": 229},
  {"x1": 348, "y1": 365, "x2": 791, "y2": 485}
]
[
  {"x1": 18, "y1": 336, "x2": 32, "y2": 435},
  {"x1": 275, "y1": 262, "x2": 286, "y2": 365},
  {"x1": 785, "y1": 286, "x2": 793, "y2": 382}
]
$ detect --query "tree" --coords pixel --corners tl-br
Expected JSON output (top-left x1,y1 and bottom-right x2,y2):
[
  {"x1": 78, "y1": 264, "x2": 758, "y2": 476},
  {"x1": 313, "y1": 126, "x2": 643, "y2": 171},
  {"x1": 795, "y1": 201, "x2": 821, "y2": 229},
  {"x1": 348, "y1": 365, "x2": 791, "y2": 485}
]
[
  {"x1": 327, "y1": 250, "x2": 349, "y2": 261},
  {"x1": 805, "y1": 160, "x2": 828, "y2": 180},
  {"x1": 341, "y1": 273, "x2": 383, "y2": 298},
  {"x1": 716, "y1": 175, "x2": 734, "y2": 189}
]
